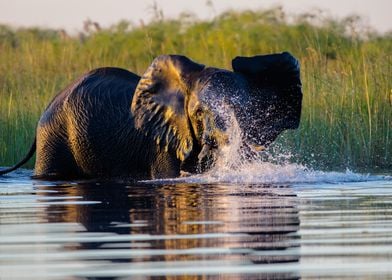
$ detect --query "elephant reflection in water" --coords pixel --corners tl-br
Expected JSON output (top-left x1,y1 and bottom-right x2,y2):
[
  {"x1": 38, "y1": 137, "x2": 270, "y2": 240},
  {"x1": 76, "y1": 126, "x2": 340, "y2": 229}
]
[{"x1": 39, "y1": 183, "x2": 300, "y2": 279}]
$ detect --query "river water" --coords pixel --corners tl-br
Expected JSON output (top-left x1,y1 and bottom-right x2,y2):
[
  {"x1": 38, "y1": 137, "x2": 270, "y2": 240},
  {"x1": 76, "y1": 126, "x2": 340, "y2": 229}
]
[{"x1": 1, "y1": 165, "x2": 391, "y2": 279}]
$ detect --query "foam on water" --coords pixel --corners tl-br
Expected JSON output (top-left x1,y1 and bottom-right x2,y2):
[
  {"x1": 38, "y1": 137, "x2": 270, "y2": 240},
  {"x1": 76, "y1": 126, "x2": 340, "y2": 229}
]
[{"x1": 185, "y1": 163, "x2": 383, "y2": 185}]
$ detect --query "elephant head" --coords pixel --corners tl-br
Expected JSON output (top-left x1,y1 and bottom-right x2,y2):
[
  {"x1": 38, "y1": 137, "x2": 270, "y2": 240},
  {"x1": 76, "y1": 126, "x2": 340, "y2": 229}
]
[
  {"x1": 131, "y1": 55, "x2": 229, "y2": 172},
  {"x1": 131, "y1": 53, "x2": 302, "y2": 172}
]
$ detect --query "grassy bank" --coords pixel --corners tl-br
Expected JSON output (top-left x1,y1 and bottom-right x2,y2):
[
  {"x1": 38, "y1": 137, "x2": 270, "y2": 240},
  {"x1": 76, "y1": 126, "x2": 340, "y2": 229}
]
[{"x1": 0, "y1": 8, "x2": 391, "y2": 171}]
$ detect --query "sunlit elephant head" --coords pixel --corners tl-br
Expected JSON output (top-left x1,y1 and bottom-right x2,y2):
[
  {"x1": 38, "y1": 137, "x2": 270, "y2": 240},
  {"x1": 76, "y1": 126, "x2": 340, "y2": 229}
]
[{"x1": 131, "y1": 53, "x2": 302, "y2": 171}]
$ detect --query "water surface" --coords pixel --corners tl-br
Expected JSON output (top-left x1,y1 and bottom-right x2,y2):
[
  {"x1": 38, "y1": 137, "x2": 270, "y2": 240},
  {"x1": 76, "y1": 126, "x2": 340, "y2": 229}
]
[{"x1": 0, "y1": 168, "x2": 391, "y2": 279}]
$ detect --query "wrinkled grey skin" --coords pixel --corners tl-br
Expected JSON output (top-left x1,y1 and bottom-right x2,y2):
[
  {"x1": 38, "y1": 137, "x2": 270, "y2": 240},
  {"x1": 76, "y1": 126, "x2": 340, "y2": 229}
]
[{"x1": 0, "y1": 53, "x2": 302, "y2": 180}]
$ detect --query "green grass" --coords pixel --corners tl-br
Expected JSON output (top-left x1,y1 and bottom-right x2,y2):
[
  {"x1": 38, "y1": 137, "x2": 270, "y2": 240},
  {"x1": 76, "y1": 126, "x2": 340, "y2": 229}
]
[{"x1": 0, "y1": 8, "x2": 391, "y2": 171}]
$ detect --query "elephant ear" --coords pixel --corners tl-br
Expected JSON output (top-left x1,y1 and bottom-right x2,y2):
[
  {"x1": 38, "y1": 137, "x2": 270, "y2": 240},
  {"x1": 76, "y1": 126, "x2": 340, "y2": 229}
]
[
  {"x1": 232, "y1": 52, "x2": 303, "y2": 130},
  {"x1": 232, "y1": 51, "x2": 301, "y2": 88},
  {"x1": 131, "y1": 55, "x2": 205, "y2": 161}
]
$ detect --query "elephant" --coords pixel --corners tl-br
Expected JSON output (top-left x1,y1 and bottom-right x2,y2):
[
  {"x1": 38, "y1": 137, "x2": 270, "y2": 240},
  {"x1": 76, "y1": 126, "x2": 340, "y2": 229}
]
[{"x1": 0, "y1": 52, "x2": 302, "y2": 180}]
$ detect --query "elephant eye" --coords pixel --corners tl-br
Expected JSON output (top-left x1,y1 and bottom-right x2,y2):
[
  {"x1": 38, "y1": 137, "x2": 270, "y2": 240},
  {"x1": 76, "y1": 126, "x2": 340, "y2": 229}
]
[{"x1": 195, "y1": 108, "x2": 203, "y2": 119}]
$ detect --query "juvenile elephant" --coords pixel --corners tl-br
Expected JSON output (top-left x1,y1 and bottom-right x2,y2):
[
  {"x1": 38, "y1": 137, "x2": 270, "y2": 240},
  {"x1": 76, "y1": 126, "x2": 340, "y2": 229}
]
[{"x1": 0, "y1": 52, "x2": 302, "y2": 179}]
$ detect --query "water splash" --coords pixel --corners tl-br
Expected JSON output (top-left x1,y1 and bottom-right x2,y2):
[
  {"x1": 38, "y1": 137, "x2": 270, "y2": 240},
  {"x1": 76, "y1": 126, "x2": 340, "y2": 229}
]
[
  {"x1": 190, "y1": 164, "x2": 381, "y2": 185},
  {"x1": 189, "y1": 133, "x2": 381, "y2": 185},
  {"x1": 159, "y1": 105, "x2": 388, "y2": 185}
]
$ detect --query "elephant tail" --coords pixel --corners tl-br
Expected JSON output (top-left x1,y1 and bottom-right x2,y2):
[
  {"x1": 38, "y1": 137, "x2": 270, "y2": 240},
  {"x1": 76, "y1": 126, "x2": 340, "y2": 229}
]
[{"x1": 0, "y1": 138, "x2": 36, "y2": 175}]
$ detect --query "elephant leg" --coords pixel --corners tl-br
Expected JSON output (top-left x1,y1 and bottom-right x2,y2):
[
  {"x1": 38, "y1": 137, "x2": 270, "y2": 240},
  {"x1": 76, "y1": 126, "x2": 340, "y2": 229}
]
[
  {"x1": 150, "y1": 152, "x2": 181, "y2": 179},
  {"x1": 34, "y1": 134, "x2": 81, "y2": 179}
]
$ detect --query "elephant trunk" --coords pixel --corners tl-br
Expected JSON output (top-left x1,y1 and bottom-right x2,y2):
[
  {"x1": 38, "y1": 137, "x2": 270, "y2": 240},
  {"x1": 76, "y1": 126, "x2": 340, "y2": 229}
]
[
  {"x1": 197, "y1": 114, "x2": 229, "y2": 165},
  {"x1": 198, "y1": 143, "x2": 212, "y2": 162},
  {"x1": 197, "y1": 130, "x2": 217, "y2": 162}
]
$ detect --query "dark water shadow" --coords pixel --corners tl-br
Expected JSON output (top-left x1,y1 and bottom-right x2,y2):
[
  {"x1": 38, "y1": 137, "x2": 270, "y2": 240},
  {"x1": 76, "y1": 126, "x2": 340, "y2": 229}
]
[{"x1": 32, "y1": 182, "x2": 300, "y2": 279}]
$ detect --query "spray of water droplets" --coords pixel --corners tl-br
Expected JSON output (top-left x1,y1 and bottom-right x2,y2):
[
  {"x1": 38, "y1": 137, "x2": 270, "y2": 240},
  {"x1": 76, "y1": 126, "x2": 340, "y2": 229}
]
[
  {"x1": 150, "y1": 103, "x2": 387, "y2": 185},
  {"x1": 194, "y1": 109, "x2": 361, "y2": 184}
]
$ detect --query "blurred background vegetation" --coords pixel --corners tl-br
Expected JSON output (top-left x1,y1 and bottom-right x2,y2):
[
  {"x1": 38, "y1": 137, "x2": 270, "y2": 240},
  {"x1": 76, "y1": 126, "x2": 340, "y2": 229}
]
[{"x1": 0, "y1": 7, "x2": 391, "y2": 172}]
